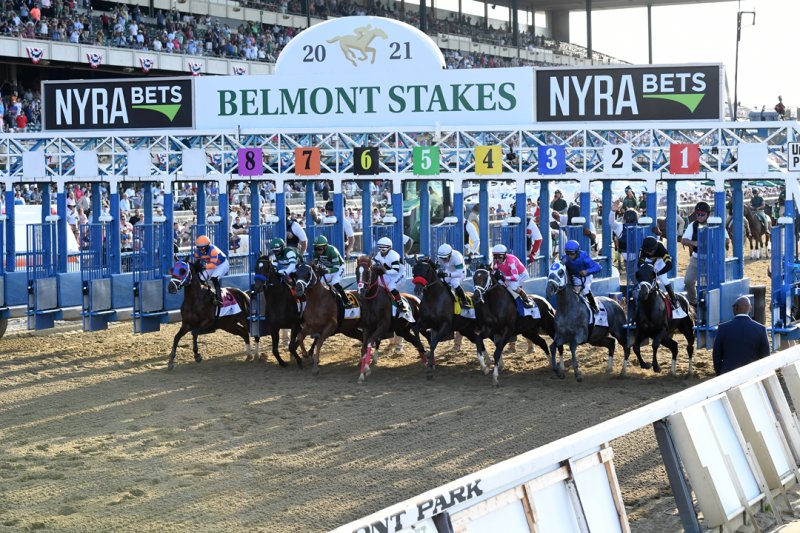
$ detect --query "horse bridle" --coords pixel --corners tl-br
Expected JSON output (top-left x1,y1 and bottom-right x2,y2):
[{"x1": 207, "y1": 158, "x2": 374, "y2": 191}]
[
  {"x1": 170, "y1": 264, "x2": 191, "y2": 292},
  {"x1": 295, "y1": 266, "x2": 317, "y2": 294},
  {"x1": 472, "y1": 268, "x2": 493, "y2": 298}
]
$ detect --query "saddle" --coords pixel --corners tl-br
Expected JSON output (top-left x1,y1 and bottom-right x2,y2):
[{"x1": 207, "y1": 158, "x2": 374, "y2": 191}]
[{"x1": 453, "y1": 293, "x2": 473, "y2": 315}]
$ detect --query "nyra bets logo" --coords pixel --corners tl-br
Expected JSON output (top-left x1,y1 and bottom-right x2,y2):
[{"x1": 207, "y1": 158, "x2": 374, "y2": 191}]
[
  {"x1": 43, "y1": 78, "x2": 194, "y2": 131},
  {"x1": 535, "y1": 64, "x2": 721, "y2": 122},
  {"x1": 327, "y1": 24, "x2": 388, "y2": 67}
]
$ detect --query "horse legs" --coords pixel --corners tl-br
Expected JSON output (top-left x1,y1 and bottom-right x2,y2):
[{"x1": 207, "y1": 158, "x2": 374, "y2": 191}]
[
  {"x1": 192, "y1": 331, "x2": 202, "y2": 363},
  {"x1": 649, "y1": 330, "x2": 667, "y2": 373},
  {"x1": 424, "y1": 327, "x2": 447, "y2": 380},
  {"x1": 459, "y1": 327, "x2": 489, "y2": 374},
  {"x1": 549, "y1": 338, "x2": 565, "y2": 379},
  {"x1": 522, "y1": 331, "x2": 550, "y2": 363},
  {"x1": 395, "y1": 324, "x2": 427, "y2": 366},
  {"x1": 627, "y1": 331, "x2": 652, "y2": 376},
  {"x1": 269, "y1": 325, "x2": 289, "y2": 367},
  {"x1": 680, "y1": 319, "x2": 696, "y2": 377},
  {"x1": 168, "y1": 323, "x2": 192, "y2": 370},
  {"x1": 491, "y1": 333, "x2": 510, "y2": 387},
  {"x1": 568, "y1": 340, "x2": 582, "y2": 382}
]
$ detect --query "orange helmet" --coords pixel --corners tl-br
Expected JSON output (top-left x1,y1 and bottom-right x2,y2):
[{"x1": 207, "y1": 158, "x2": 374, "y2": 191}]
[{"x1": 196, "y1": 235, "x2": 211, "y2": 248}]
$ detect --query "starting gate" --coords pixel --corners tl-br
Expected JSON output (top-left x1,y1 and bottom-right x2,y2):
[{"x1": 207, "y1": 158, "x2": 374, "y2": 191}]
[
  {"x1": 370, "y1": 217, "x2": 396, "y2": 254},
  {"x1": 622, "y1": 222, "x2": 648, "y2": 341},
  {"x1": 770, "y1": 217, "x2": 800, "y2": 349},
  {"x1": 490, "y1": 216, "x2": 524, "y2": 258},
  {"x1": 26, "y1": 221, "x2": 60, "y2": 330},
  {"x1": 248, "y1": 217, "x2": 281, "y2": 338},
  {"x1": 132, "y1": 223, "x2": 169, "y2": 334},
  {"x1": 79, "y1": 222, "x2": 114, "y2": 331},
  {"x1": 430, "y1": 217, "x2": 459, "y2": 258}
]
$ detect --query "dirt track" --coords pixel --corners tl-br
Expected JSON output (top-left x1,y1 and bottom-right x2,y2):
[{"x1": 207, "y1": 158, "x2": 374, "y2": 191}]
[{"x1": 0, "y1": 248, "x2": 772, "y2": 532}]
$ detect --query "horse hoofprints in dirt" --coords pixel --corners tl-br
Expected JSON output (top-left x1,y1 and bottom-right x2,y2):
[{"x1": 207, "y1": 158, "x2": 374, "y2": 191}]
[{"x1": 167, "y1": 260, "x2": 251, "y2": 370}]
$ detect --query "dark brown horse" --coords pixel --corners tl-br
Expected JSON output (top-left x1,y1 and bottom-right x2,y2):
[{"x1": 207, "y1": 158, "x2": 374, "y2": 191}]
[
  {"x1": 292, "y1": 262, "x2": 363, "y2": 376},
  {"x1": 743, "y1": 204, "x2": 771, "y2": 259},
  {"x1": 167, "y1": 260, "x2": 251, "y2": 370},
  {"x1": 252, "y1": 255, "x2": 302, "y2": 368},
  {"x1": 354, "y1": 255, "x2": 427, "y2": 383}
]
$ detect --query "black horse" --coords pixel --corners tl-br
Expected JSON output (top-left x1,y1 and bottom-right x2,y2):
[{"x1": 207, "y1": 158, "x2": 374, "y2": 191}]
[
  {"x1": 252, "y1": 255, "x2": 302, "y2": 368},
  {"x1": 167, "y1": 260, "x2": 251, "y2": 370},
  {"x1": 411, "y1": 257, "x2": 488, "y2": 379},
  {"x1": 631, "y1": 263, "x2": 696, "y2": 376},
  {"x1": 471, "y1": 264, "x2": 559, "y2": 386}
]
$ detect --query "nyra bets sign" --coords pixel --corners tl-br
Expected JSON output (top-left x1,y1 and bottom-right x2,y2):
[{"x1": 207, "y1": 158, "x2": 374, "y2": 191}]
[{"x1": 194, "y1": 17, "x2": 534, "y2": 129}]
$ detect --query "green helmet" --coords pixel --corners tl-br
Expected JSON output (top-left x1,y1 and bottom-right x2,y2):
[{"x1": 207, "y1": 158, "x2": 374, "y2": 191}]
[
  {"x1": 270, "y1": 237, "x2": 286, "y2": 253},
  {"x1": 313, "y1": 235, "x2": 328, "y2": 247}
]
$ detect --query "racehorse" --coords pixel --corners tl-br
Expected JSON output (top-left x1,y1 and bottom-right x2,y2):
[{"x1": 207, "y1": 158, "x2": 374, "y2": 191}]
[
  {"x1": 743, "y1": 204, "x2": 771, "y2": 259},
  {"x1": 355, "y1": 255, "x2": 427, "y2": 382},
  {"x1": 411, "y1": 257, "x2": 489, "y2": 379},
  {"x1": 630, "y1": 263, "x2": 696, "y2": 376},
  {"x1": 472, "y1": 265, "x2": 559, "y2": 386},
  {"x1": 327, "y1": 25, "x2": 388, "y2": 67},
  {"x1": 252, "y1": 255, "x2": 302, "y2": 368},
  {"x1": 724, "y1": 201, "x2": 751, "y2": 253},
  {"x1": 293, "y1": 262, "x2": 362, "y2": 376},
  {"x1": 546, "y1": 261, "x2": 629, "y2": 381},
  {"x1": 167, "y1": 260, "x2": 251, "y2": 370}
]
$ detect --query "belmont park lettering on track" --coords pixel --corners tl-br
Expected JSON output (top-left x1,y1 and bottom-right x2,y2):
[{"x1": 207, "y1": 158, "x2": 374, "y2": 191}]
[{"x1": 216, "y1": 82, "x2": 518, "y2": 117}]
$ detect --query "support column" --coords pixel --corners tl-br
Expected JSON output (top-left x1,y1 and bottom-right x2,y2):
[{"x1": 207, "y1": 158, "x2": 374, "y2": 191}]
[
  {"x1": 41, "y1": 185, "x2": 52, "y2": 271},
  {"x1": 162, "y1": 179, "x2": 174, "y2": 270},
  {"x1": 250, "y1": 181, "x2": 261, "y2": 267},
  {"x1": 391, "y1": 177, "x2": 404, "y2": 261},
  {"x1": 479, "y1": 180, "x2": 489, "y2": 260},
  {"x1": 732, "y1": 179, "x2": 744, "y2": 279},
  {"x1": 332, "y1": 176, "x2": 345, "y2": 255},
  {"x1": 666, "y1": 180, "x2": 678, "y2": 278},
  {"x1": 91, "y1": 182, "x2": 101, "y2": 221},
  {"x1": 646, "y1": 174, "x2": 658, "y2": 224},
  {"x1": 144, "y1": 183, "x2": 153, "y2": 225},
  {"x1": 647, "y1": 3, "x2": 653, "y2": 64},
  {"x1": 419, "y1": 181, "x2": 430, "y2": 257},
  {"x1": 196, "y1": 181, "x2": 207, "y2": 230},
  {"x1": 511, "y1": 0, "x2": 519, "y2": 47},
  {"x1": 56, "y1": 180, "x2": 68, "y2": 274},
  {"x1": 539, "y1": 180, "x2": 551, "y2": 269},
  {"x1": 108, "y1": 179, "x2": 121, "y2": 275},
  {"x1": 361, "y1": 180, "x2": 373, "y2": 254},
  {"x1": 217, "y1": 178, "x2": 229, "y2": 256},
  {"x1": 452, "y1": 176, "x2": 465, "y2": 261},
  {"x1": 713, "y1": 177, "x2": 726, "y2": 286},
  {"x1": 5, "y1": 184, "x2": 14, "y2": 272},
  {"x1": 420, "y1": 0, "x2": 427, "y2": 32},
  {"x1": 275, "y1": 178, "x2": 286, "y2": 242},
  {"x1": 601, "y1": 181, "x2": 612, "y2": 278},
  {"x1": 585, "y1": 0, "x2": 592, "y2": 61}
]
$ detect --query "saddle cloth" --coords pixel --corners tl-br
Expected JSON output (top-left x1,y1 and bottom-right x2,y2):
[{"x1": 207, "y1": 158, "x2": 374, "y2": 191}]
[
  {"x1": 454, "y1": 293, "x2": 475, "y2": 318},
  {"x1": 582, "y1": 297, "x2": 609, "y2": 327},
  {"x1": 659, "y1": 290, "x2": 688, "y2": 319},
  {"x1": 217, "y1": 289, "x2": 242, "y2": 317},
  {"x1": 514, "y1": 298, "x2": 541, "y2": 319},
  {"x1": 343, "y1": 293, "x2": 360, "y2": 320},
  {"x1": 392, "y1": 297, "x2": 415, "y2": 323}
]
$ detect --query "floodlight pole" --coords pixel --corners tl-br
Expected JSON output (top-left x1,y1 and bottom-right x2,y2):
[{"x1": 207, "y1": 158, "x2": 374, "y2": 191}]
[{"x1": 732, "y1": 10, "x2": 756, "y2": 122}]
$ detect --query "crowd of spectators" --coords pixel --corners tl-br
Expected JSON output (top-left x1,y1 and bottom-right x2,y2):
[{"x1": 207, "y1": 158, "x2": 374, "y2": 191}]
[{"x1": 0, "y1": 85, "x2": 41, "y2": 132}]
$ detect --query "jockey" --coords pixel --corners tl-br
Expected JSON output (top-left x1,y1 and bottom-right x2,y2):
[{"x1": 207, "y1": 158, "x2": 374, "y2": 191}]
[
  {"x1": 561, "y1": 239, "x2": 601, "y2": 313},
  {"x1": 194, "y1": 235, "x2": 228, "y2": 306},
  {"x1": 750, "y1": 188, "x2": 769, "y2": 227},
  {"x1": 436, "y1": 243, "x2": 468, "y2": 307},
  {"x1": 269, "y1": 237, "x2": 298, "y2": 279},
  {"x1": 374, "y1": 236, "x2": 408, "y2": 314},
  {"x1": 312, "y1": 234, "x2": 350, "y2": 307},
  {"x1": 491, "y1": 244, "x2": 533, "y2": 308},
  {"x1": 638, "y1": 236, "x2": 678, "y2": 308}
]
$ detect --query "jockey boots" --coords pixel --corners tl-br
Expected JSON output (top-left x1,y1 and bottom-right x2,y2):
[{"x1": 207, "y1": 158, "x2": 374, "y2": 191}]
[
  {"x1": 334, "y1": 283, "x2": 350, "y2": 308},
  {"x1": 665, "y1": 284, "x2": 679, "y2": 310},
  {"x1": 210, "y1": 277, "x2": 223, "y2": 307},
  {"x1": 516, "y1": 288, "x2": 534, "y2": 308},
  {"x1": 391, "y1": 289, "x2": 409, "y2": 314},
  {"x1": 586, "y1": 292, "x2": 599, "y2": 314},
  {"x1": 454, "y1": 286, "x2": 469, "y2": 307}
]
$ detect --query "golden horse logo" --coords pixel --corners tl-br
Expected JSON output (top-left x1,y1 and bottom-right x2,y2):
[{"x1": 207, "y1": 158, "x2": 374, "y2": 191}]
[{"x1": 327, "y1": 25, "x2": 388, "y2": 67}]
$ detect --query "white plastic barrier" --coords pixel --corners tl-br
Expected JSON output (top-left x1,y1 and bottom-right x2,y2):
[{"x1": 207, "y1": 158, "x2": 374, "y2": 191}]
[{"x1": 335, "y1": 346, "x2": 800, "y2": 533}]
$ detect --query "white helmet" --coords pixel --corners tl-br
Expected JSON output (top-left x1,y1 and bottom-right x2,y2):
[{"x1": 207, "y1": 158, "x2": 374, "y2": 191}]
[
  {"x1": 377, "y1": 237, "x2": 392, "y2": 249},
  {"x1": 437, "y1": 243, "x2": 453, "y2": 259},
  {"x1": 491, "y1": 244, "x2": 507, "y2": 255}
]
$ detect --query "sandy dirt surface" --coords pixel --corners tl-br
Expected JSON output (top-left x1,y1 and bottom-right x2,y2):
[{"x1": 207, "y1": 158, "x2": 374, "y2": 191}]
[{"x1": 0, "y1": 247, "x2": 775, "y2": 532}]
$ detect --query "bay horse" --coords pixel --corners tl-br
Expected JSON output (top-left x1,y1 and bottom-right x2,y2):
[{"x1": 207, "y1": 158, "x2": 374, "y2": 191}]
[
  {"x1": 546, "y1": 261, "x2": 629, "y2": 381},
  {"x1": 167, "y1": 260, "x2": 251, "y2": 370},
  {"x1": 293, "y1": 262, "x2": 362, "y2": 376},
  {"x1": 354, "y1": 255, "x2": 427, "y2": 382},
  {"x1": 743, "y1": 204, "x2": 771, "y2": 259},
  {"x1": 471, "y1": 265, "x2": 559, "y2": 386},
  {"x1": 630, "y1": 263, "x2": 696, "y2": 376},
  {"x1": 252, "y1": 255, "x2": 302, "y2": 368},
  {"x1": 411, "y1": 257, "x2": 488, "y2": 379}
]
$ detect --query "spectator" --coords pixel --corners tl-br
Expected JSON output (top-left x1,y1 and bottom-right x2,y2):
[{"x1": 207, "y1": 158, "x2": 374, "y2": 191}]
[
  {"x1": 550, "y1": 189, "x2": 567, "y2": 215},
  {"x1": 119, "y1": 193, "x2": 130, "y2": 214},
  {"x1": 324, "y1": 201, "x2": 354, "y2": 257},
  {"x1": 680, "y1": 201, "x2": 709, "y2": 308},
  {"x1": 622, "y1": 186, "x2": 638, "y2": 210},
  {"x1": 713, "y1": 296, "x2": 769, "y2": 375}
]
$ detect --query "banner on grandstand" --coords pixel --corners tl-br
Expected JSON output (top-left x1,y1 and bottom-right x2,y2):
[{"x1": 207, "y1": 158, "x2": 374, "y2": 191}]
[
  {"x1": 534, "y1": 63, "x2": 724, "y2": 122},
  {"x1": 26, "y1": 47, "x2": 44, "y2": 64},
  {"x1": 86, "y1": 52, "x2": 103, "y2": 69},
  {"x1": 188, "y1": 61, "x2": 202, "y2": 76},
  {"x1": 232, "y1": 66, "x2": 247, "y2": 76},
  {"x1": 42, "y1": 77, "x2": 194, "y2": 131},
  {"x1": 139, "y1": 57, "x2": 154, "y2": 74}
]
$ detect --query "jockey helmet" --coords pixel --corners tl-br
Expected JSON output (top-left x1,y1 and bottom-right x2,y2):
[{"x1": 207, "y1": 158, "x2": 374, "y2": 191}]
[
  {"x1": 564, "y1": 240, "x2": 580, "y2": 254},
  {"x1": 313, "y1": 234, "x2": 328, "y2": 253},
  {"x1": 491, "y1": 244, "x2": 507, "y2": 261},
  {"x1": 437, "y1": 243, "x2": 452, "y2": 261},
  {"x1": 641, "y1": 236, "x2": 658, "y2": 255},
  {"x1": 694, "y1": 201, "x2": 711, "y2": 214},
  {"x1": 623, "y1": 209, "x2": 638, "y2": 224},
  {"x1": 377, "y1": 237, "x2": 392, "y2": 254},
  {"x1": 196, "y1": 235, "x2": 211, "y2": 253},
  {"x1": 270, "y1": 237, "x2": 286, "y2": 254}
]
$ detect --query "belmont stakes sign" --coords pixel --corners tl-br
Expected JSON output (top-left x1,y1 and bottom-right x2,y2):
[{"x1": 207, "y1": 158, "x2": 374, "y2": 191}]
[
  {"x1": 534, "y1": 64, "x2": 723, "y2": 122},
  {"x1": 194, "y1": 17, "x2": 535, "y2": 129}
]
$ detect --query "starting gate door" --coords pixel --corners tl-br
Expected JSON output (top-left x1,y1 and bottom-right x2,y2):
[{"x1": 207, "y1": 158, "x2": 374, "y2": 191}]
[
  {"x1": 622, "y1": 223, "x2": 648, "y2": 340},
  {"x1": 26, "y1": 222, "x2": 60, "y2": 330},
  {"x1": 133, "y1": 223, "x2": 169, "y2": 334},
  {"x1": 248, "y1": 217, "x2": 280, "y2": 338},
  {"x1": 79, "y1": 222, "x2": 114, "y2": 331},
  {"x1": 430, "y1": 217, "x2": 458, "y2": 259},
  {"x1": 491, "y1": 217, "x2": 524, "y2": 259},
  {"x1": 370, "y1": 219, "x2": 395, "y2": 254},
  {"x1": 770, "y1": 218, "x2": 800, "y2": 349}
]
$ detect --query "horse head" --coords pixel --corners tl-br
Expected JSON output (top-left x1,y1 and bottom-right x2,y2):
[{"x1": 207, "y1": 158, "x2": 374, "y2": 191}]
[
  {"x1": 411, "y1": 256, "x2": 437, "y2": 297},
  {"x1": 635, "y1": 262, "x2": 657, "y2": 302},
  {"x1": 169, "y1": 260, "x2": 191, "y2": 294},
  {"x1": 355, "y1": 255, "x2": 373, "y2": 296},
  {"x1": 294, "y1": 263, "x2": 317, "y2": 298},
  {"x1": 546, "y1": 261, "x2": 568, "y2": 297},
  {"x1": 471, "y1": 263, "x2": 493, "y2": 304},
  {"x1": 252, "y1": 254, "x2": 276, "y2": 292}
]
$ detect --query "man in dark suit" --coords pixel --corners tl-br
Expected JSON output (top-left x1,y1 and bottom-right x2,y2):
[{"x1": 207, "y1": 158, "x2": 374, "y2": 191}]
[{"x1": 713, "y1": 296, "x2": 770, "y2": 375}]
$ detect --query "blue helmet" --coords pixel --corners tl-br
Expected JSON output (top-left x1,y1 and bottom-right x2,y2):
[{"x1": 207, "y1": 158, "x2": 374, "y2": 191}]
[{"x1": 564, "y1": 240, "x2": 580, "y2": 253}]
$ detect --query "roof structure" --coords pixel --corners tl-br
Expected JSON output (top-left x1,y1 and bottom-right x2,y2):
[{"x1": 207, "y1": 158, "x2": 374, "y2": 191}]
[{"x1": 488, "y1": 0, "x2": 733, "y2": 10}]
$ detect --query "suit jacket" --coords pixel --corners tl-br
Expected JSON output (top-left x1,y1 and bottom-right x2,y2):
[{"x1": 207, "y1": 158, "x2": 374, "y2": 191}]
[{"x1": 713, "y1": 315, "x2": 770, "y2": 375}]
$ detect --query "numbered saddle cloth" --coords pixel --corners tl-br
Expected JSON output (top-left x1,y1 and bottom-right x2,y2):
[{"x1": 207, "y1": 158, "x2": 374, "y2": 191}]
[
  {"x1": 662, "y1": 292, "x2": 688, "y2": 319},
  {"x1": 217, "y1": 289, "x2": 242, "y2": 317},
  {"x1": 514, "y1": 298, "x2": 541, "y2": 318},
  {"x1": 343, "y1": 293, "x2": 361, "y2": 320},
  {"x1": 582, "y1": 297, "x2": 608, "y2": 327},
  {"x1": 454, "y1": 294, "x2": 476, "y2": 319},
  {"x1": 392, "y1": 297, "x2": 415, "y2": 323}
]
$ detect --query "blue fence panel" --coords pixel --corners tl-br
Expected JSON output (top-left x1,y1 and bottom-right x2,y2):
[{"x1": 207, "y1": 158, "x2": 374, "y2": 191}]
[
  {"x1": 26, "y1": 222, "x2": 60, "y2": 329},
  {"x1": 79, "y1": 223, "x2": 114, "y2": 330},
  {"x1": 430, "y1": 223, "x2": 457, "y2": 259},
  {"x1": 490, "y1": 219, "x2": 524, "y2": 258},
  {"x1": 370, "y1": 223, "x2": 394, "y2": 254},
  {"x1": 248, "y1": 223, "x2": 280, "y2": 272},
  {"x1": 133, "y1": 223, "x2": 168, "y2": 334}
]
